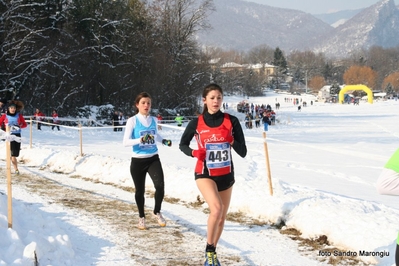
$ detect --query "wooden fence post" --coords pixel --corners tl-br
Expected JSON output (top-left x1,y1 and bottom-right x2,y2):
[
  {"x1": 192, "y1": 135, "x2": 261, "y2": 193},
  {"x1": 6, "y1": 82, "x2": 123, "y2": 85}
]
[
  {"x1": 79, "y1": 123, "x2": 83, "y2": 156},
  {"x1": 263, "y1": 132, "x2": 273, "y2": 196},
  {"x1": 29, "y1": 117, "x2": 33, "y2": 149},
  {"x1": 6, "y1": 125, "x2": 13, "y2": 227}
]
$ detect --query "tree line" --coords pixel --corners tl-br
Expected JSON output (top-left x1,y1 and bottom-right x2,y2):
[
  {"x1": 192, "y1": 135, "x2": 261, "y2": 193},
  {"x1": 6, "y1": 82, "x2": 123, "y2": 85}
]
[
  {"x1": 1, "y1": 0, "x2": 399, "y2": 118},
  {"x1": 209, "y1": 45, "x2": 399, "y2": 98},
  {"x1": 0, "y1": 0, "x2": 214, "y2": 117}
]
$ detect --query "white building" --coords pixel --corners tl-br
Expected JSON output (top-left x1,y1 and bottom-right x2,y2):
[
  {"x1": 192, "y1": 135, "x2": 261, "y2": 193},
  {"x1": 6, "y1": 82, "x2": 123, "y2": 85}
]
[
  {"x1": 317, "y1": 85, "x2": 343, "y2": 102},
  {"x1": 317, "y1": 85, "x2": 331, "y2": 102}
]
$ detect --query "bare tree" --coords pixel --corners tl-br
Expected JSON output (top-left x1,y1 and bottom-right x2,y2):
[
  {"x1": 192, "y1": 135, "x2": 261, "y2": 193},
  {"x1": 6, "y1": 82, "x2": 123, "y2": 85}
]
[
  {"x1": 382, "y1": 72, "x2": 399, "y2": 95},
  {"x1": 343, "y1": 65, "x2": 377, "y2": 89},
  {"x1": 245, "y1": 44, "x2": 274, "y2": 64},
  {"x1": 288, "y1": 50, "x2": 326, "y2": 90},
  {"x1": 146, "y1": 0, "x2": 215, "y2": 113},
  {"x1": 0, "y1": 0, "x2": 73, "y2": 110},
  {"x1": 308, "y1": 76, "x2": 326, "y2": 94},
  {"x1": 366, "y1": 46, "x2": 399, "y2": 90}
]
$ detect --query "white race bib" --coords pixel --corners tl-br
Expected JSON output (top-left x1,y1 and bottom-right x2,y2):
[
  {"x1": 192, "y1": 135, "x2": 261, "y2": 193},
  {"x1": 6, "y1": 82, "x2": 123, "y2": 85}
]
[{"x1": 205, "y1": 142, "x2": 231, "y2": 169}]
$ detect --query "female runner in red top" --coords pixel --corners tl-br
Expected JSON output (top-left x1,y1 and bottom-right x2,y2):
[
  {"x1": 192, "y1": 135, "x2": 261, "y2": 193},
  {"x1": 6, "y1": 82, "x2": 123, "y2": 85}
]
[{"x1": 179, "y1": 83, "x2": 247, "y2": 266}]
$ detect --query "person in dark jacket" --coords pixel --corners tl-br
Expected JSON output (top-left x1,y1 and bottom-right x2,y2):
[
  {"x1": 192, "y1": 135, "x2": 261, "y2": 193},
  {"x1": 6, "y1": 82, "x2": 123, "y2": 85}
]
[
  {"x1": 112, "y1": 110, "x2": 119, "y2": 132},
  {"x1": 118, "y1": 112, "x2": 125, "y2": 131},
  {"x1": 179, "y1": 83, "x2": 247, "y2": 266},
  {"x1": 262, "y1": 111, "x2": 271, "y2": 131}
]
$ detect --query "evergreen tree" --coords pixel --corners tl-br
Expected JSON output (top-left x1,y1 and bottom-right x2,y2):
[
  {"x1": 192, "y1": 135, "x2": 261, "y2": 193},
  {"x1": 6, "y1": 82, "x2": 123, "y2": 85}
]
[
  {"x1": 272, "y1": 47, "x2": 287, "y2": 74},
  {"x1": 329, "y1": 84, "x2": 341, "y2": 95}
]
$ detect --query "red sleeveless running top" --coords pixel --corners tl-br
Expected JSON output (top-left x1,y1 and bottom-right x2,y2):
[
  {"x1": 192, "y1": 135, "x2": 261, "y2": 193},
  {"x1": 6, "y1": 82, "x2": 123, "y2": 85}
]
[{"x1": 194, "y1": 113, "x2": 233, "y2": 176}]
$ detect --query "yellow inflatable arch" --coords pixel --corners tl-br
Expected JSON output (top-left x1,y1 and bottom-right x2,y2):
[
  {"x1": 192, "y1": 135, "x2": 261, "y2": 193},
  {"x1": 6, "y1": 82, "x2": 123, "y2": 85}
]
[{"x1": 338, "y1": 84, "x2": 373, "y2": 104}]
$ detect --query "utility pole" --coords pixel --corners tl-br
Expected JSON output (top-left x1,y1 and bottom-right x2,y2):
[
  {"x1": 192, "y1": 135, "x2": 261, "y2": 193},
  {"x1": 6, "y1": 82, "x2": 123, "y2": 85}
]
[{"x1": 305, "y1": 69, "x2": 308, "y2": 94}]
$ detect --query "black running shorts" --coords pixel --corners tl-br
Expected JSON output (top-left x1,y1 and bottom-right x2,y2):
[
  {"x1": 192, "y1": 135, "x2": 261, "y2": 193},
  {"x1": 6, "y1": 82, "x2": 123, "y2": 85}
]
[
  {"x1": 10, "y1": 133, "x2": 21, "y2": 157},
  {"x1": 195, "y1": 172, "x2": 235, "y2": 191}
]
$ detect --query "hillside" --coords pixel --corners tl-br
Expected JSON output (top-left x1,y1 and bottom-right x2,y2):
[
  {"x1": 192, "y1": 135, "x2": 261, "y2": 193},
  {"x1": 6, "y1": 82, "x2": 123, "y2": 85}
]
[
  {"x1": 197, "y1": 0, "x2": 399, "y2": 58},
  {"x1": 197, "y1": 0, "x2": 332, "y2": 51}
]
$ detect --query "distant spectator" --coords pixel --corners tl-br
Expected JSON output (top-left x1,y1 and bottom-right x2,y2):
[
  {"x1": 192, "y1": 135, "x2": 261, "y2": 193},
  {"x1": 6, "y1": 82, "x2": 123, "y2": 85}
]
[
  {"x1": 175, "y1": 114, "x2": 184, "y2": 127},
  {"x1": 112, "y1": 110, "x2": 119, "y2": 132},
  {"x1": 157, "y1": 113, "x2": 163, "y2": 130},
  {"x1": 262, "y1": 111, "x2": 271, "y2": 131},
  {"x1": 255, "y1": 114, "x2": 260, "y2": 128},
  {"x1": 244, "y1": 114, "x2": 250, "y2": 129},
  {"x1": 34, "y1": 108, "x2": 45, "y2": 130},
  {"x1": 118, "y1": 112, "x2": 125, "y2": 131},
  {"x1": 270, "y1": 110, "x2": 276, "y2": 125},
  {"x1": 51, "y1": 110, "x2": 61, "y2": 131}
]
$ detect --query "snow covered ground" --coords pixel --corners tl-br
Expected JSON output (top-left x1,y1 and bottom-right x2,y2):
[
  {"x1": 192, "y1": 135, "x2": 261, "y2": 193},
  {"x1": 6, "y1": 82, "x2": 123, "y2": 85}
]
[{"x1": 0, "y1": 92, "x2": 398, "y2": 265}]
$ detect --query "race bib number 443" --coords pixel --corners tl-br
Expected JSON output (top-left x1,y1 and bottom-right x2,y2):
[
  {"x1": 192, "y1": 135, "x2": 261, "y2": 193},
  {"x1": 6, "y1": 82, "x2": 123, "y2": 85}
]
[{"x1": 205, "y1": 143, "x2": 231, "y2": 169}]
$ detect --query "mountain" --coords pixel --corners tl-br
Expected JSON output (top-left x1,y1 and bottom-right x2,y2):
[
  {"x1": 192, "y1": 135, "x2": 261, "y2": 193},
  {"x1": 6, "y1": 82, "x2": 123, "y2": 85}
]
[
  {"x1": 196, "y1": 0, "x2": 333, "y2": 52},
  {"x1": 313, "y1": 9, "x2": 362, "y2": 27},
  {"x1": 197, "y1": 0, "x2": 399, "y2": 59},
  {"x1": 312, "y1": 0, "x2": 399, "y2": 57}
]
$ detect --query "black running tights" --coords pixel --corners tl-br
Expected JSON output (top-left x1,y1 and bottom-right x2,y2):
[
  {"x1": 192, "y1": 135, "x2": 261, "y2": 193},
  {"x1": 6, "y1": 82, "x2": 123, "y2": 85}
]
[
  {"x1": 130, "y1": 155, "x2": 165, "y2": 218},
  {"x1": 396, "y1": 244, "x2": 399, "y2": 266}
]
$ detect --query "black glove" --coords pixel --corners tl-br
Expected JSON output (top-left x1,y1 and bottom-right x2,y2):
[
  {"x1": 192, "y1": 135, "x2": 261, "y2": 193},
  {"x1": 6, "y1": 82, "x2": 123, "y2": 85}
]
[
  {"x1": 141, "y1": 133, "x2": 154, "y2": 143},
  {"x1": 162, "y1": 139, "x2": 172, "y2": 147}
]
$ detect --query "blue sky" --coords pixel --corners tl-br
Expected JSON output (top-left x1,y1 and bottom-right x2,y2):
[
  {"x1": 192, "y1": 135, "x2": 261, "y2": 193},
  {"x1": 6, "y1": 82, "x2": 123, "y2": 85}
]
[{"x1": 245, "y1": 0, "x2": 399, "y2": 14}]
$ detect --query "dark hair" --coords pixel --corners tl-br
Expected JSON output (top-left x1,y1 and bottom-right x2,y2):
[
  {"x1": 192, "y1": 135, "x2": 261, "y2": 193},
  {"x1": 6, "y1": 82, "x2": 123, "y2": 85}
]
[
  {"x1": 134, "y1": 92, "x2": 152, "y2": 114},
  {"x1": 9, "y1": 100, "x2": 24, "y2": 112},
  {"x1": 202, "y1": 83, "x2": 223, "y2": 114}
]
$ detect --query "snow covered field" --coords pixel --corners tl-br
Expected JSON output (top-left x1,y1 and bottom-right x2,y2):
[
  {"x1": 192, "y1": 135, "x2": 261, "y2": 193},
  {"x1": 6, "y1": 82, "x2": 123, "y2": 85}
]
[{"x1": 0, "y1": 92, "x2": 398, "y2": 265}]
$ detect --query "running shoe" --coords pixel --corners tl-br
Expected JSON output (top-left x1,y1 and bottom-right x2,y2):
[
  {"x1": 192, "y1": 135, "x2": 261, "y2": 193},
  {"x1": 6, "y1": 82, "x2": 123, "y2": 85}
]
[
  {"x1": 204, "y1": 251, "x2": 218, "y2": 266},
  {"x1": 137, "y1": 217, "x2": 146, "y2": 230},
  {"x1": 153, "y1": 212, "x2": 166, "y2": 227}
]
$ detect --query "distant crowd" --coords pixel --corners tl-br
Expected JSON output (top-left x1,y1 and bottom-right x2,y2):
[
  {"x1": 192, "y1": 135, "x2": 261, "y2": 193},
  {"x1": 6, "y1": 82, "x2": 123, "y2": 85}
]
[{"x1": 239, "y1": 102, "x2": 275, "y2": 131}]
